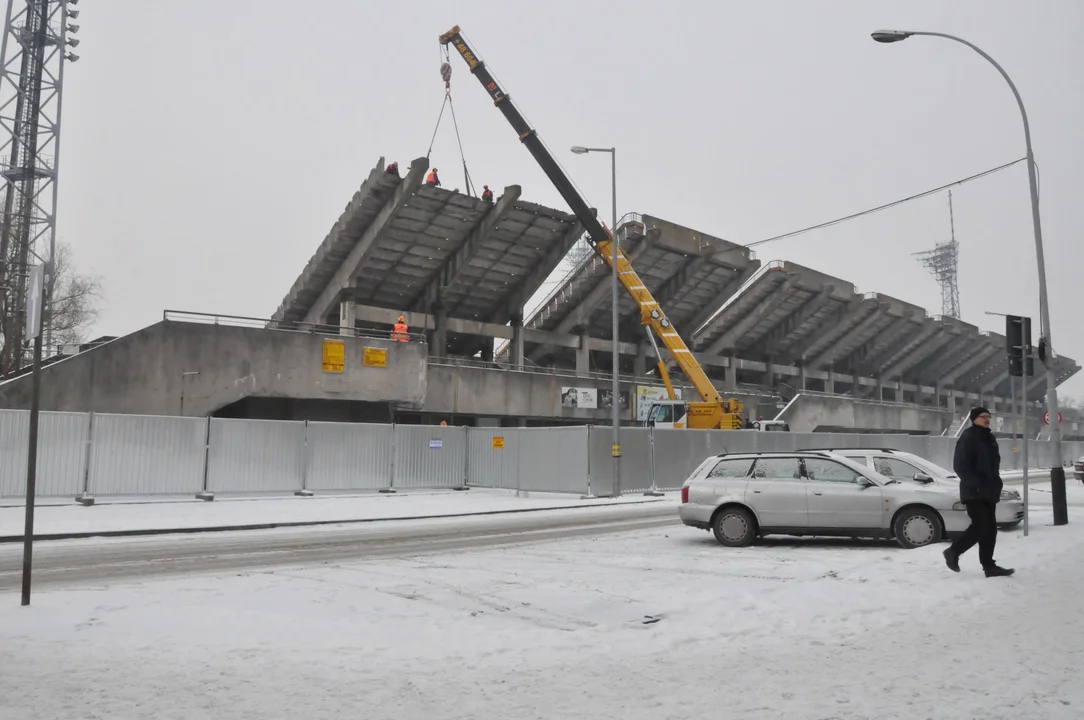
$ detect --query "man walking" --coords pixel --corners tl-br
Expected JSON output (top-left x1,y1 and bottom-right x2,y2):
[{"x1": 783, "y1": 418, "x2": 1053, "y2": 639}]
[{"x1": 943, "y1": 407, "x2": 1015, "y2": 577}]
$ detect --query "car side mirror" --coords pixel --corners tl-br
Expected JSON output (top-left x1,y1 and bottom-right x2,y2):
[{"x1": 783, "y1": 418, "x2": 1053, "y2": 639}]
[
  {"x1": 856, "y1": 476, "x2": 873, "y2": 487},
  {"x1": 913, "y1": 473, "x2": 934, "y2": 484}
]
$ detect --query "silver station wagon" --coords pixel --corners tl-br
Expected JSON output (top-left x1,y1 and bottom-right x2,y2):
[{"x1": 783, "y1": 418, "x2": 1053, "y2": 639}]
[{"x1": 679, "y1": 451, "x2": 970, "y2": 549}]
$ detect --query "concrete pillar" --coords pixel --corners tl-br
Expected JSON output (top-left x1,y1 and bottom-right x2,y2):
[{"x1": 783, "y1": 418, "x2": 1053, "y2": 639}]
[
  {"x1": 948, "y1": 392, "x2": 957, "y2": 417},
  {"x1": 481, "y1": 343, "x2": 494, "y2": 363},
  {"x1": 432, "y1": 304, "x2": 448, "y2": 358},
  {"x1": 633, "y1": 343, "x2": 648, "y2": 378},
  {"x1": 338, "y1": 300, "x2": 356, "y2": 336},
  {"x1": 724, "y1": 356, "x2": 738, "y2": 391},
  {"x1": 575, "y1": 334, "x2": 590, "y2": 374},
  {"x1": 851, "y1": 371, "x2": 860, "y2": 397},
  {"x1": 765, "y1": 356, "x2": 775, "y2": 389},
  {"x1": 510, "y1": 312, "x2": 524, "y2": 369},
  {"x1": 825, "y1": 373, "x2": 835, "y2": 395},
  {"x1": 798, "y1": 364, "x2": 807, "y2": 391}
]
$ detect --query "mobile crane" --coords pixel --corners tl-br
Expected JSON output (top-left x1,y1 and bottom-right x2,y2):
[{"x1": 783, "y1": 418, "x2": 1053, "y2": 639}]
[{"x1": 439, "y1": 26, "x2": 744, "y2": 430}]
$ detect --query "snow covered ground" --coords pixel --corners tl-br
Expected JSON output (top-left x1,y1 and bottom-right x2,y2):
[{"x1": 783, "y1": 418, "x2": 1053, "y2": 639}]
[
  {"x1": 0, "y1": 488, "x2": 670, "y2": 538},
  {"x1": 2, "y1": 486, "x2": 1083, "y2": 719}
]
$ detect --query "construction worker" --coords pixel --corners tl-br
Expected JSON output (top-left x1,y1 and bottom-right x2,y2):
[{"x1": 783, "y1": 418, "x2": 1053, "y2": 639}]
[
  {"x1": 425, "y1": 168, "x2": 440, "y2": 187},
  {"x1": 385, "y1": 161, "x2": 399, "y2": 177},
  {"x1": 481, "y1": 185, "x2": 493, "y2": 203},
  {"x1": 392, "y1": 315, "x2": 409, "y2": 342}
]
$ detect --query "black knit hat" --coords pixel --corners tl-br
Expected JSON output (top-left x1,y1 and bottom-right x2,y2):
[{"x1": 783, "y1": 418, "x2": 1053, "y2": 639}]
[{"x1": 969, "y1": 406, "x2": 991, "y2": 422}]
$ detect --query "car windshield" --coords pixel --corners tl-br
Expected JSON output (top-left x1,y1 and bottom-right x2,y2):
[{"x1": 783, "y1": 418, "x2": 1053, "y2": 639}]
[{"x1": 905, "y1": 455, "x2": 955, "y2": 479}]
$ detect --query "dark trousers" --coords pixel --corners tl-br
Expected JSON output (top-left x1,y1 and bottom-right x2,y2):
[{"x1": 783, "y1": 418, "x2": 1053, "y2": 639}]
[{"x1": 949, "y1": 500, "x2": 998, "y2": 568}]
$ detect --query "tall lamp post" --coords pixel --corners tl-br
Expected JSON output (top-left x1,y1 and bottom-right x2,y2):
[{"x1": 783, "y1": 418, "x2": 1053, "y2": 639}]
[
  {"x1": 872, "y1": 29, "x2": 1068, "y2": 525},
  {"x1": 571, "y1": 145, "x2": 621, "y2": 497}
]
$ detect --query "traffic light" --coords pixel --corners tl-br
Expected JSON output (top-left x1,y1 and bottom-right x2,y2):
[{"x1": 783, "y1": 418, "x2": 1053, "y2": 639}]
[{"x1": 1005, "y1": 315, "x2": 1033, "y2": 377}]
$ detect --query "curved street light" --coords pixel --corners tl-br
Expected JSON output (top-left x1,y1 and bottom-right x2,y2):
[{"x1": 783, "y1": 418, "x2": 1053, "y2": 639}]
[{"x1": 872, "y1": 29, "x2": 1068, "y2": 525}]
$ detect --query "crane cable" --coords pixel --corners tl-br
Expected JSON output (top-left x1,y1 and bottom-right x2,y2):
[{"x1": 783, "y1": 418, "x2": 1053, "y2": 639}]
[{"x1": 425, "y1": 45, "x2": 476, "y2": 196}]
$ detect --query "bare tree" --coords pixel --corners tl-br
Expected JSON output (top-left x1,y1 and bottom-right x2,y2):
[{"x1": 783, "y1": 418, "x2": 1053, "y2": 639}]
[
  {"x1": 45, "y1": 240, "x2": 104, "y2": 348},
  {"x1": 0, "y1": 240, "x2": 103, "y2": 374}
]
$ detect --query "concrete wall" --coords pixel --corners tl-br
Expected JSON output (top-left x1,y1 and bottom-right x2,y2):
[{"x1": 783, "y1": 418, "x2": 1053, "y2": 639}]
[
  {"x1": 777, "y1": 392, "x2": 952, "y2": 434},
  {"x1": 425, "y1": 364, "x2": 785, "y2": 426},
  {"x1": 425, "y1": 364, "x2": 636, "y2": 422},
  {"x1": 0, "y1": 321, "x2": 428, "y2": 416}
]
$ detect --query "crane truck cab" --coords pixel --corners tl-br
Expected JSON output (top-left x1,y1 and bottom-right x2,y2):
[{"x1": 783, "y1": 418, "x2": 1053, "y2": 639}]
[
  {"x1": 644, "y1": 398, "x2": 744, "y2": 430},
  {"x1": 644, "y1": 401, "x2": 789, "y2": 432}
]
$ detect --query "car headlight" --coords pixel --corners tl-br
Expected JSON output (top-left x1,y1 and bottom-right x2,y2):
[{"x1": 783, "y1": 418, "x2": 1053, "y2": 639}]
[{"x1": 1001, "y1": 489, "x2": 1021, "y2": 501}]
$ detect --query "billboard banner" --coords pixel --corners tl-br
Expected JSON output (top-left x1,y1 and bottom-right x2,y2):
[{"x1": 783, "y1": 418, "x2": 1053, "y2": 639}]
[{"x1": 560, "y1": 387, "x2": 597, "y2": 409}]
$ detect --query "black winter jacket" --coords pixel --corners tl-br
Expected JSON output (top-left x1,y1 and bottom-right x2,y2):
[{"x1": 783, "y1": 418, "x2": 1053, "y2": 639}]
[{"x1": 952, "y1": 424, "x2": 1003, "y2": 503}]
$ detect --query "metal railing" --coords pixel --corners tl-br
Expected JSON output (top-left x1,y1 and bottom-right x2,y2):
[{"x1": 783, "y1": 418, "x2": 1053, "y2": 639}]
[
  {"x1": 163, "y1": 310, "x2": 428, "y2": 343},
  {"x1": 427, "y1": 355, "x2": 650, "y2": 386}
]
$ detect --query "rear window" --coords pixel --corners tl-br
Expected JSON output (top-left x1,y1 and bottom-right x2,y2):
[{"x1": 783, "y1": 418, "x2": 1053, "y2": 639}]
[{"x1": 707, "y1": 458, "x2": 754, "y2": 479}]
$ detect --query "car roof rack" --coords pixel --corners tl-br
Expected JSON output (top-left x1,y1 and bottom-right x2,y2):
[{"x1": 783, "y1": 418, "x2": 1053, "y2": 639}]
[{"x1": 796, "y1": 447, "x2": 903, "y2": 453}]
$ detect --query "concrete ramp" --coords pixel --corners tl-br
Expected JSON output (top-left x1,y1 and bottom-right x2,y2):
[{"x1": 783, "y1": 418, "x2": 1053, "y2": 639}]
[{"x1": 0, "y1": 315, "x2": 428, "y2": 417}]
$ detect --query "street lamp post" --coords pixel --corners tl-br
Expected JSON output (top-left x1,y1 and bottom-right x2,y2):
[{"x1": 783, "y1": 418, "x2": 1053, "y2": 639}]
[
  {"x1": 571, "y1": 145, "x2": 621, "y2": 497},
  {"x1": 873, "y1": 29, "x2": 1068, "y2": 525}
]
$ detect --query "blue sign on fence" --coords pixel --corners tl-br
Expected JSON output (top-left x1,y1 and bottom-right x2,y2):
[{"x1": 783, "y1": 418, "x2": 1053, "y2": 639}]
[{"x1": 429, "y1": 438, "x2": 443, "y2": 450}]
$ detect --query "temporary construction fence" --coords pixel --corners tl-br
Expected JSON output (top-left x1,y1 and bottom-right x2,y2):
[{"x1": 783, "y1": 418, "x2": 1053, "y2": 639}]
[{"x1": 1, "y1": 409, "x2": 1082, "y2": 499}]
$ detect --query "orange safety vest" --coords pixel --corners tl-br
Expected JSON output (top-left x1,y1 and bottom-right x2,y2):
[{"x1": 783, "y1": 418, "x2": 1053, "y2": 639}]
[
  {"x1": 425, "y1": 170, "x2": 439, "y2": 185},
  {"x1": 392, "y1": 322, "x2": 409, "y2": 341}
]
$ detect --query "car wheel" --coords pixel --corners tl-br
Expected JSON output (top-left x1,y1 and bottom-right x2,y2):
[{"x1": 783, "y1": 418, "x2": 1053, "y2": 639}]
[
  {"x1": 712, "y1": 506, "x2": 756, "y2": 547},
  {"x1": 998, "y1": 521, "x2": 1021, "y2": 531},
  {"x1": 893, "y1": 507, "x2": 943, "y2": 549}
]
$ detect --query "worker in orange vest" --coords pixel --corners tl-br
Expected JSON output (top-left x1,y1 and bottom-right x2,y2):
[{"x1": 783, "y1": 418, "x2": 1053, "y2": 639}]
[
  {"x1": 481, "y1": 185, "x2": 493, "y2": 203},
  {"x1": 385, "y1": 161, "x2": 399, "y2": 177},
  {"x1": 425, "y1": 168, "x2": 440, "y2": 187},
  {"x1": 392, "y1": 315, "x2": 409, "y2": 342}
]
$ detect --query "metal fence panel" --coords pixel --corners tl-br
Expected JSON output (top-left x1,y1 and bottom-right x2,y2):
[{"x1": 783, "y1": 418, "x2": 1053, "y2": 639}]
[
  {"x1": 588, "y1": 426, "x2": 652, "y2": 493},
  {"x1": 206, "y1": 418, "x2": 305, "y2": 493},
  {"x1": 305, "y1": 422, "x2": 393, "y2": 491},
  {"x1": 466, "y1": 427, "x2": 519, "y2": 490},
  {"x1": 393, "y1": 424, "x2": 467, "y2": 489},
  {"x1": 652, "y1": 429, "x2": 719, "y2": 490},
  {"x1": 0, "y1": 409, "x2": 88, "y2": 498},
  {"x1": 88, "y1": 414, "x2": 208, "y2": 496},
  {"x1": 518, "y1": 427, "x2": 589, "y2": 495}
]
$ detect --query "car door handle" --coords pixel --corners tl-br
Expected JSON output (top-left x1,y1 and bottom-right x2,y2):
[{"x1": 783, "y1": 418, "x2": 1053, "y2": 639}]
[
  {"x1": 813, "y1": 491, "x2": 823, "y2": 496},
  {"x1": 752, "y1": 489, "x2": 762, "y2": 493}
]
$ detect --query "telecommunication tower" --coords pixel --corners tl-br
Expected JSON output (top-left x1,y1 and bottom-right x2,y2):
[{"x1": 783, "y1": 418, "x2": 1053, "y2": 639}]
[
  {"x1": 913, "y1": 190, "x2": 961, "y2": 319},
  {"x1": 0, "y1": 0, "x2": 79, "y2": 376}
]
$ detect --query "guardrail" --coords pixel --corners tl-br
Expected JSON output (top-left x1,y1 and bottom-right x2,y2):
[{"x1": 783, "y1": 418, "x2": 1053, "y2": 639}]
[
  {"x1": 427, "y1": 355, "x2": 649, "y2": 386},
  {"x1": 163, "y1": 310, "x2": 428, "y2": 344}
]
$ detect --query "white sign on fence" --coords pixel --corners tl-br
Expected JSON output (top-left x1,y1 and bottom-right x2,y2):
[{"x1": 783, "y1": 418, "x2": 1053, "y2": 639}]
[{"x1": 429, "y1": 438, "x2": 443, "y2": 450}]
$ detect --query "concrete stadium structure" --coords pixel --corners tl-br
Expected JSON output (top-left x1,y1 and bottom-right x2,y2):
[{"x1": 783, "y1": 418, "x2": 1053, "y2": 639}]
[{"x1": 0, "y1": 156, "x2": 1077, "y2": 434}]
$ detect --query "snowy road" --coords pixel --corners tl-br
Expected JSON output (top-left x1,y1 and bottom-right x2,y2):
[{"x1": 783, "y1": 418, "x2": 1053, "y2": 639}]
[
  {"x1": 3, "y1": 487, "x2": 1083, "y2": 719},
  {"x1": 0, "y1": 502, "x2": 679, "y2": 590}
]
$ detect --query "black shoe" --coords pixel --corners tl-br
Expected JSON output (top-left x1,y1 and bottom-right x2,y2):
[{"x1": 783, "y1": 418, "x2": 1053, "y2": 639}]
[
  {"x1": 944, "y1": 548, "x2": 960, "y2": 573},
  {"x1": 984, "y1": 565, "x2": 1015, "y2": 578}
]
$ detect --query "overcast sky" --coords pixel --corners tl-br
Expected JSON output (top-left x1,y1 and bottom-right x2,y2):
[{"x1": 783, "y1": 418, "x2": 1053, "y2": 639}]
[{"x1": 57, "y1": 0, "x2": 1083, "y2": 397}]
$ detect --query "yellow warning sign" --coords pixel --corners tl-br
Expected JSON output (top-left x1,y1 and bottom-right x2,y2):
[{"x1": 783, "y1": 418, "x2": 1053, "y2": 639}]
[
  {"x1": 492, "y1": 436, "x2": 505, "y2": 449},
  {"x1": 363, "y1": 347, "x2": 388, "y2": 368},
  {"x1": 322, "y1": 338, "x2": 345, "y2": 373}
]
